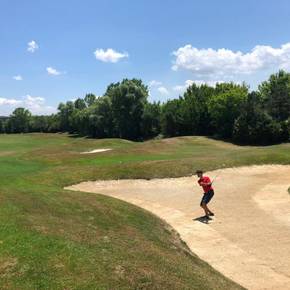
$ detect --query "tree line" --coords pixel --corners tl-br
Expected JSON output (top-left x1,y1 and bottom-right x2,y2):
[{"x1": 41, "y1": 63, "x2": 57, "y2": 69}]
[{"x1": 1, "y1": 70, "x2": 290, "y2": 145}]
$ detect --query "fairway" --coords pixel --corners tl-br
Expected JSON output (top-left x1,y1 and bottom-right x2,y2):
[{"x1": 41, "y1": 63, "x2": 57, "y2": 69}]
[
  {"x1": 68, "y1": 165, "x2": 290, "y2": 289},
  {"x1": 0, "y1": 134, "x2": 246, "y2": 290},
  {"x1": 1, "y1": 134, "x2": 290, "y2": 289}
]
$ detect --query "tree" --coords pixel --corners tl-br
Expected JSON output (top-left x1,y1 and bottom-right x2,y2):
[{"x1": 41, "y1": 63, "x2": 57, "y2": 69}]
[
  {"x1": 7, "y1": 108, "x2": 32, "y2": 133},
  {"x1": 259, "y1": 70, "x2": 290, "y2": 121},
  {"x1": 0, "y1": 119, "x2": 4, "y2": 133},
  {"x1": 181, "y1": 83, "x2": 215, "y2": 135},
  {"x1": 84, "y1": 93, "x2": 97, "y2": 107},
  {"x1": 105, "y1": 79, "x2": 148, "y2": 140},
  {"x1": 0, "y1": 117, "x2": 9, "y2": 133},
  {"x1": 30, "y1": 116, "x2": 49, "y2": 132},
  {"x1": 161, "y1": 99, "x2": 184, "y2": 137},
  {"x1": 233, "y1": 92, "x2": 283, "y2": 144},
  {"x1": 46, "y1": 114, "x2": 61, "y2": 133},
  {"x1": 142, "y1": 102, "x2": 161, "y2": 138},
  {"x1": 233, "y1": 112, "x2": 282, "y2": 145},
  {"x1": 57, "y1": 101, "x2": 75, "y2": 132},
  {"x1": 1, "y1": 73, "x2": 289, "y2": 145},
  {"x1": 281, "y1": 118, "x2": 290, "y2": 142},
  {"x1": 208, "y1": 83, "x2": 248, "y2": 138},
  {"x1": 74, "y1": 98, "x2": 87, "y2": 110}
]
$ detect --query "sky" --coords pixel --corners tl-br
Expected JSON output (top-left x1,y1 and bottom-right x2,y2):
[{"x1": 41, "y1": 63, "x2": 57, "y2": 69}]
[{"x1": 1, "y1": 0, "x2": 290, "y2": 115}]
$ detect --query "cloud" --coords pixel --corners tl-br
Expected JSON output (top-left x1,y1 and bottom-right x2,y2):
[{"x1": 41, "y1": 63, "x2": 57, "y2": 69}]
[
  {"x1": 13, "y1": 75, "x2": 23, "y2": 81},
  {"x1": 148, "y1": 80, "x2": 163, "y2": 98},
  {"x1": 157, "y1": 86, "x2": 170, "y2": 95},
  {"x1": 24, "y1": 95, "x2": 45, "y2": 106},
  {"x1": 94, "y1": 48, "x2": 129, "y2": 63},
  {"x1": 0, "y1": 95, "x2": 56, "y2": 115},
  {"x1": 46, "y1": 67, "x2": 62, "y2": 76},
  {"x1": 0, "y1": 97, "x2": 22, "y2": 106},
  {"x1": 148, "y1": 80, "x2": 162, "y2": 87},
  {"x1": 23, "y1": 95, "x2": 56, "y2": 114},
  {"x1": 172, "y1": 43, "x2": 290, "y2": 79},
  {"x1": 27, "y1": 40, "x2": 39, "y2": 53},
  {"x1": 173, "y1": 80, "x2": 224, "y2": 93}
]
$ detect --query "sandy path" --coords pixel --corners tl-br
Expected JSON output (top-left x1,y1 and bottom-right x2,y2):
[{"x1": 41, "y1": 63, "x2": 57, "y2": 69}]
[
  {"x1": 80, "y1": 148, "x2": 112, "y2": 154},
  {"x1": 65, "y1": 165, "x2": 290, "y2": 290}
]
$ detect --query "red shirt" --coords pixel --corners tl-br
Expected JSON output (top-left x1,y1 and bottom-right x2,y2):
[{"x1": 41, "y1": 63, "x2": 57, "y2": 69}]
[{"x1": 198, "y1": 176, "x2": 213, "y2": 193}]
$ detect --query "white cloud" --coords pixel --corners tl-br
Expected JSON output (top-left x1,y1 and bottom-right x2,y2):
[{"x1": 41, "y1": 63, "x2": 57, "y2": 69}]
[
  {"x1": 148, "y1": 80, "x2": 162, "y2": 87},
  {"x1": 173, "y1": 80, "x2": 224, "y2": 93},
  {"x1": 0, "y1": 95, "x2": 56, "y2": 115},
  {"x1": 0, "y1": 97, "x2": 22, "y2": 106},
  {"x1": 148, "y1": 80, "x2": 163, "y2": 98},
  {"x1": 172, "y1": 43, "x2": 290, "y2": 79},
  {"x1": 157, "y1": 86, "x2": 170, "y2": 95},
  {"x1": 94, "y1": 48, "x2": 129, "y2": 63},
  {"x1": 173, "y1": 80, "x2": 194, "y2": 92},
  {"x1": 13, "y1": 75, "x2": 23, "y2": 81},
  {"x1": 24, "y1": 95, "x2": 45, "y2": 106},
  {"x1": 22, "y1": 95, "x2": 56, "y2": 114},
  {"x1": 27, "y1": 40, "x2": 39, "y2": 53},
  {"x1": 46, "y1": 67, "x2": 62, "y2": 76}
]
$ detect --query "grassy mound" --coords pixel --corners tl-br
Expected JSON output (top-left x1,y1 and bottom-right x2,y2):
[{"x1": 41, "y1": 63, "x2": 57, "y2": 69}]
[{"x1": 6, "y1": 133, "x2": 290, "y2": 288}]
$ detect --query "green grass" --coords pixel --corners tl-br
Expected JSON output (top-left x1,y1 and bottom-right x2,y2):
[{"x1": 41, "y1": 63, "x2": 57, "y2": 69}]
[{"x1": 6, "y1": 133, "x2": 290, "y2": 289}]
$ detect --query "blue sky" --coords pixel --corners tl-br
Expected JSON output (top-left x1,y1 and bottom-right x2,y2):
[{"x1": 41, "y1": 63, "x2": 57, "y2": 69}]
[{"x1": 1, "y1": 0, "x2": 290, "y2": 115}]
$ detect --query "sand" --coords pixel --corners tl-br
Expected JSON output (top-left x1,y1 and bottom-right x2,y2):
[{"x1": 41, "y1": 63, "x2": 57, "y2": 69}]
[
  {"x1": 80, "y1": 148, "x2": 112, "y2": 154},
  {"x1": 65, "y1": 165, "x2": 290, "y2": 290}
]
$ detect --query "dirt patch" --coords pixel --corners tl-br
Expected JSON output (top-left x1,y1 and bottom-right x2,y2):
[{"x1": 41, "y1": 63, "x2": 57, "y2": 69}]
[
  {"x1": 80, "y1": 148, "x2": 112, "y2": 154},
  {"x1": 65, "y1": 165, "x2": 290, "y2": 290},
  {"x1": 0, "y1": 257, "x2": 18, "y2": 277},
  {"x1": 0, "y1": 151, "x2": 15, "y2": 157}
]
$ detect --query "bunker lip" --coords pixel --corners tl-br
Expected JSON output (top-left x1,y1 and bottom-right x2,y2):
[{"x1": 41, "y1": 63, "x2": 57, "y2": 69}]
[
  {"x1": 80, "y1": 148, "x2": 112, "y2": 154},
  {"x1": 65, "y1": 165, "x2": 290, "y2": 290}
]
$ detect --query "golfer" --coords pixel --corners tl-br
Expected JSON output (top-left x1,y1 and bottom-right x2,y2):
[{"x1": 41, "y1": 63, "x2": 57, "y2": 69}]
[{"x1": 196, "y1": 170, "x2": 214, "y2": 219}]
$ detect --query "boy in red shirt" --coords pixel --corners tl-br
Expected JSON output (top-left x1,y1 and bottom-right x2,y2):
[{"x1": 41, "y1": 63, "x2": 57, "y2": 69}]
[{"x1": 196, "y1": 170, "x2": 215, "y2": 219}]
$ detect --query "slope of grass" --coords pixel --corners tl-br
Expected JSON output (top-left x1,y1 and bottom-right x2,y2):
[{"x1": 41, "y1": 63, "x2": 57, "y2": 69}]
[{"x1": 5, "y1": 133, "x2": 290, "y2": 289}]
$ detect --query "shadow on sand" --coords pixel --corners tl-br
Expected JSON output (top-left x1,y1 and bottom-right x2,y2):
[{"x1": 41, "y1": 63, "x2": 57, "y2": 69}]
[{"x1": 193, "y1": 216, "x2": 213, "y2": 224}]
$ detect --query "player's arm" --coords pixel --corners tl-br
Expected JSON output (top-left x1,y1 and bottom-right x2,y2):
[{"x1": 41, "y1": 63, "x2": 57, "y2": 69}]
[{"x1": 200, "y1": 182, "x2": 211, "y2": 186}]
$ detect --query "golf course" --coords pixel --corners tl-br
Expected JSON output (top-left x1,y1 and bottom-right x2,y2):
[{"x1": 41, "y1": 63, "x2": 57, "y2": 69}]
[
  {"x1": 1, "y1": 133, "x2": 290, "y2": 289},
  {"x1": 3, "y1": 0, "x2": 290, "y2": 289}
]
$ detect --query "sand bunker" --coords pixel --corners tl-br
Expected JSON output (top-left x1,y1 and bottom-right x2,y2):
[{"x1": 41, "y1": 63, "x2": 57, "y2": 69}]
[
  {"x1": 80, "y1": 148, "x2": 112, "y2": 154},
  {"x1": 66, "y1": 165, "x2": 290, "y2": 290}
]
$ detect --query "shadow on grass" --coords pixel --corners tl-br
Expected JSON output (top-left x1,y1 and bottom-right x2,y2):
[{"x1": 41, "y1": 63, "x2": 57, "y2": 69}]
[
  {"x1": 68, "y1": 133, "x2": 93, "y2": 139},
  {"x1": 207, "y1": 135, "x2": 284, "y2": 147}
]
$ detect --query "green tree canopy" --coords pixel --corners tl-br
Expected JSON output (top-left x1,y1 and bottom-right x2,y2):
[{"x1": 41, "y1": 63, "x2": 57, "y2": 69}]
[
  {"x1": 2, "y1": 72, "x2": 290, "y2": 145},
  {"x1": 7, "y1": 108, "x2": 32, "y2": 133},
  {"x1": 57, "y1": 101, "x2": 75, "y2": 132},
  {"x1": 181, "y1": 83, "x2": 215, "y2": 135},
  {"x1": 142, "y1": 102, "x2": 161, "y2": 138},
  {"x1": 259, "y1": 70, "x2": 290, "y2": 121},
  {"x1": 105, "y1": 79, "x2": 148, "y2": 140},
  {"x1": 84, "y1": 93, "x2": 97, "y2": 107},
  {"x1": 209, "y1": 83, "x2": 248, "y2": 138},
  {"x1": 233, "y1": 92, "x2": 282, "y2": 144},
  {"x1": 161, "y1": 99, "x2": 184, "y2": 137}
]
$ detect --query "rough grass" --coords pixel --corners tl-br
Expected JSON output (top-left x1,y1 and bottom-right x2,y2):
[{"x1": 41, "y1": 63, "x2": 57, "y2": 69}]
[{"x1": 6, "y1": 133, "x2": 290, "y2": 289}]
